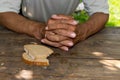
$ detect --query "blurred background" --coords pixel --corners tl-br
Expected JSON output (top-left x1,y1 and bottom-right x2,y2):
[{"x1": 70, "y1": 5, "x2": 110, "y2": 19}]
[{"x1": 74, "y1": 0, "x2": 120, "y2": 27}]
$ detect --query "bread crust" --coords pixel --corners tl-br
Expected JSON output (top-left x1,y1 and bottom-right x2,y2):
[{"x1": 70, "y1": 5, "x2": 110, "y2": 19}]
[
  {"x1": 22, "y1": 53, "x2": 49, "y2": 66},
  {"x1": 22, "y1": 44, "x2": 53, "y2": 66}
]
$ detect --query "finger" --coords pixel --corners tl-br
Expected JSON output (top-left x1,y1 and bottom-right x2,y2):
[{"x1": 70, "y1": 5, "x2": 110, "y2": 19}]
[
  {"x1": 59, "y1": 46, "x2": 69, "y2": 51},
  {"x1": 60, "y1": 40, "x2": 74, "y2": 47},
  {"x1": 46, "y1": 31, "x2": 69, "y2": 41},
  {"x1": 51, "y1": 14, "x2": 73, "y2": 20},
  {"x1": 53, "y1": 29, "x2": 76, "y2": 38},
  {"x1": 47, "y1": 23, "x2": 76, "y2": 31},
  {"x1": 48, "y1": 19, "x2": 78, "y2": 26},
  {"x1": 41, "y1": 39, "x2": 62, "y2": 47}
]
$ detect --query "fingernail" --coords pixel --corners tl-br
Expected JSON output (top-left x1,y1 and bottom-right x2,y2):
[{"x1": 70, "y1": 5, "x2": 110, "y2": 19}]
[
  {"x1": 64, "y1": 47, "x2": 69, "y2": 51},
  {"x1": 72, "y1": 20, "x2": 79, "y2": 25},
  {"x1": 45, "y1": 26, "x2": 48, "y2": 30},
  {"x1": 41, "y1": 39, "x2": 44, "y2": 43},
  {"x1": 71, "y1": 33, "x2": 76, "y2": 38},
  {"x1": 52, "y1": 14, "x2": 57, "y2": 18},
  {"x1": 68, "y1": 42, "x2": 73, "y2": 46}
]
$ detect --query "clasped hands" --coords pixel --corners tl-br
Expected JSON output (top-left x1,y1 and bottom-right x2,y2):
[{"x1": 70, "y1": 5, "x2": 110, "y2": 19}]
[{"x1": 41, "y1": 14, "x2": 84, "y2": 51}]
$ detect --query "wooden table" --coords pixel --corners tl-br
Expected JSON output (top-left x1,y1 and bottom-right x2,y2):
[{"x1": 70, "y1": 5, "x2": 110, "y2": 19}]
[{"x1": 0, "y1": 27, "x2": 120, "y2": 80}]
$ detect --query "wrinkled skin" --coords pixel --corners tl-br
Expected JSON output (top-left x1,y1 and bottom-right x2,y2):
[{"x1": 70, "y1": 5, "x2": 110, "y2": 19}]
[
  {"x1": 41, "y1": 13, "x2": 109, "y2": 51},
  {"x1": 41, "y1": 15, "x2": 83, "y2": 51}
]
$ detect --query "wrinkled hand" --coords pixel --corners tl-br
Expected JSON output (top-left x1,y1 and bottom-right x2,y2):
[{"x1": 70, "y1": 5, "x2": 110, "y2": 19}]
[
  {"x1": 41, "y1": 15, "x2": 76, "y2": 51},
  {"x1": 46, "y1": 15, "x2": 78, "y2": 41},
  {"x1": 41, "y1": 14, "x2": 87, "y2": 51}
]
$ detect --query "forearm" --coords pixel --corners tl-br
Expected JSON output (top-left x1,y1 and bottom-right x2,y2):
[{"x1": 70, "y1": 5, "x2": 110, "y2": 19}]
[
  {"x1": 84, "y1": 12, "x2": 109, "y2": 37},
  {"x1": 0, "y1": 12, "x2": 31, "y2": 33},
  {"x1": 0, "y1": 12, "x2": 45, "y2": 38}
]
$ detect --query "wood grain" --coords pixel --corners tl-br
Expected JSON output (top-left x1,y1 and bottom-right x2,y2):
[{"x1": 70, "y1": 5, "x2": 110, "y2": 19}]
[{"x1": 0, "y1": 27, "x2": 120, "y2": 80}]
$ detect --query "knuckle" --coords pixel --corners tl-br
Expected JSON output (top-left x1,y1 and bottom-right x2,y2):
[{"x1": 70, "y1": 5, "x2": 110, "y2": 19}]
[
  {"x1": 69, "y1": 26, "x2": 76, "y2": 31},
  {"x1": 57, "y1": 29, "x2": 62, "y2": 33},
  {"x1": 55, "y1": 36, "x2": 60, "y2": 41},
  {"x1": 61, "y1": 24, "x2": 67, "y2": 29},
  {"x1": 55, "y1": 43, "x2": 61, "y2": 47},
  {"x1": 48, "y1": 19, "x2": 54, "y2": 24}
]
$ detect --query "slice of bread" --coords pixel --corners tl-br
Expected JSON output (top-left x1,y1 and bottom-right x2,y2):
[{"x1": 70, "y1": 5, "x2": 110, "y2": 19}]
[{"x1": 22, "y1": 44, "x2": 53, "y2": 66}]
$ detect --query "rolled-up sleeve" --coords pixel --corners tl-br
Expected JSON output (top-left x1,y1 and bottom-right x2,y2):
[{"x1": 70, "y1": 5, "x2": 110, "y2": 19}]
[
  {"x1": 0, "y1": 0, "x2": 21, "y2": 13},
  {"x1": 83, "y1": 0, "x2": 109, "y2": 16}
]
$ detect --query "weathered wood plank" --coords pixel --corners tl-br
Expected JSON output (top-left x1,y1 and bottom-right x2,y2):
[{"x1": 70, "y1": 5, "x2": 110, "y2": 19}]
[
  {"x1": 0, "y1": 58, "x2": 120, "y2": 80},
  {"x1": 0, "y1": 39, "x2": 120, "y2": 59}
]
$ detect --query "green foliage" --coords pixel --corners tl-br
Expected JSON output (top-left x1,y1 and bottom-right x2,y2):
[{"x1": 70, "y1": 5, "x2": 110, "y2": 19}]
[
  {"x1": 73, "y1": 10, "x2": 89, "y2": 23},
  {"x1": 73, "y1": 0, "x2": 120, "y2": 27},
  {"x1": 106, "y1": 0, "x2": 120, "y2": 27}
]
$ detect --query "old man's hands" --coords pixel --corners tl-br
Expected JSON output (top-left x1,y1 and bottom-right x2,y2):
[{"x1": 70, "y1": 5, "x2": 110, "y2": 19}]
[{"x1": 41, "y1": 14, "x2": 87, "y2": 51}]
